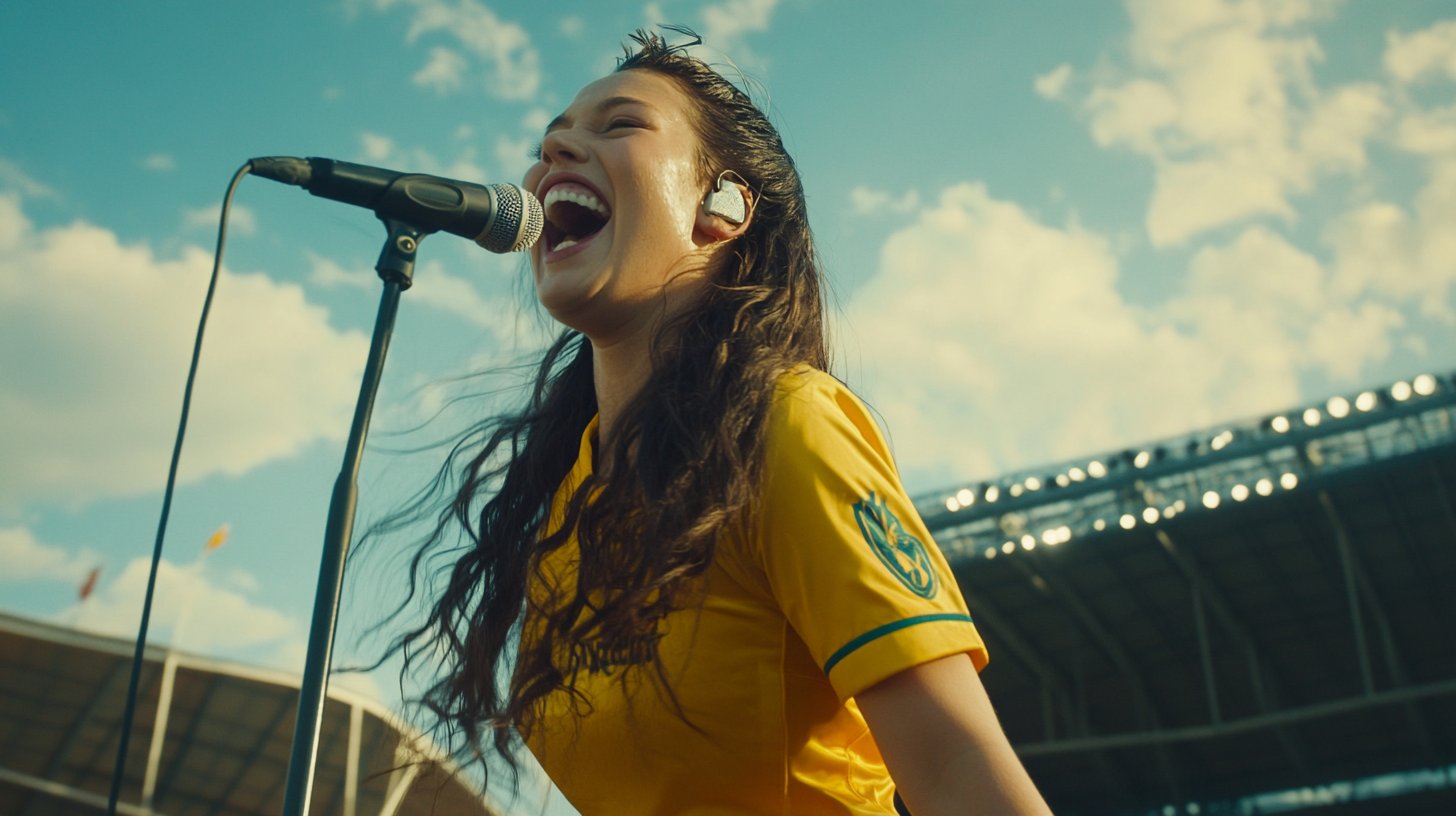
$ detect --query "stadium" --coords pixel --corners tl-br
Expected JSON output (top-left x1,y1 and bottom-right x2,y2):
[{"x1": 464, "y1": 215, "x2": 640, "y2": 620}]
[{"x1": 4, "y1": 372, "x2": 1454, "y2": 816}]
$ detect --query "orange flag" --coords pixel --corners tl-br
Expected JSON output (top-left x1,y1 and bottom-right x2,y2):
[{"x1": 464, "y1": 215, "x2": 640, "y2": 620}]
[
  {"x1": 79, "y1": 567, "x2": 101, "y2": 601},
  {"x1": 205, "y1": 524, "x2": 230, "y2": 552}
]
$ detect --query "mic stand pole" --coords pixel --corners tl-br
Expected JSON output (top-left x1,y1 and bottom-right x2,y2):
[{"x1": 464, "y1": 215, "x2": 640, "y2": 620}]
[{"x1": 281, "y1": 218, "x2": 425, "y2": 816}]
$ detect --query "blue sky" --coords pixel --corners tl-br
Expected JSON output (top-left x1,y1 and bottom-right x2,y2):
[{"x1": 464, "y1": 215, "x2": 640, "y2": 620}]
[{"x1": 3, "y1": 1, "x2": 1456, "y2": 810}]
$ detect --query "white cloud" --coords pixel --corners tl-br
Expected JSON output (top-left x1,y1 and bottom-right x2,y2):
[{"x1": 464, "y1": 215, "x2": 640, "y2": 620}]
[
  {"x1": 1073, "y1": 0, "x2": 1388, "y2": 246},
  {"x1": 0, "y1": 192, "x2": 369, "y2": 512},
  {"x1": 848, "y1": 186, "x2": 920, "y2": 216},
  {"x1": 1034, "y1": 63, "x2": 1073, "y2": 100},
  {"x1": 58, "y1": 555, "x2": 296, "y2": 654},
  {"x1": 0, "y1": 527, "x2": 96, "y2": 582},
  {"x1": 385, "y1": 0, "x2": 540, "y2": 100},
  {"x1": 494, "y1": 134, "x2": 536, "y2": 182},
  {"x1": 1385, "y1": 19, "x2": 1456, "y2": 83},
  {"x1": 0, "y1": 158, "x2": 58, "y2": 199},
  {"x1": 357, "y1": 133, "x2": 488, "y2": 184},
  {"x1": 412, "y1": 45, "x2": 468, "y2": 94},
  {"x1": 182, "y1": 202, "x2": 256, "y2": 236},
  {"x1": 142, "y1": 153, "x2": 176, "y2": 172},
  {"x1": 843, "y1": 183, "x2": 1405, "y2": 486},
  {"x1": 700, "y1": 0, "x2": 779, "y2": 65},
  {"x1": 559, "y1": 15, "x2": 585, "y2": 39}
]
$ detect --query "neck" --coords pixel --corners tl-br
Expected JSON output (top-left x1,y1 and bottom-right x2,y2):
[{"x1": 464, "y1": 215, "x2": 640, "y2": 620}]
[{"x1": 591, "y1": 330, "x2": 654, "y2": 453}]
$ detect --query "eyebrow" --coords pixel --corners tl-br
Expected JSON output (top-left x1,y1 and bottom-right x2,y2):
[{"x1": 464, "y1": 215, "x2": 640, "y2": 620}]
[{"x1": 544, "y1": 96, "x2": 655, "y2": 136}]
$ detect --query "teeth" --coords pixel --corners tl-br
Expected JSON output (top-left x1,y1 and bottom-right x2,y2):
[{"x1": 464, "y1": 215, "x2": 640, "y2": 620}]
[
  {"x1": 543, "y1": 185, "x2": 610, "y2": 219},
  {"x1": 552, "y1": 238, "x2": 579, "y2": 252}
]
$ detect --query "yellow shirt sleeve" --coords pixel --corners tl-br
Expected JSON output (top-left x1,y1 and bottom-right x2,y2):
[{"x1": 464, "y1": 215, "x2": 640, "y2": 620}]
[{"x1": 755, "y1": 370, "x2": 988, "y2": 701}]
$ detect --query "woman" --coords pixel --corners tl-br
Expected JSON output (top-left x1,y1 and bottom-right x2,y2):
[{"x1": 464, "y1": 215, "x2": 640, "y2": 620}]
[{"x1": 398, "y1": 30, "x2": 1052, "y2": 816}]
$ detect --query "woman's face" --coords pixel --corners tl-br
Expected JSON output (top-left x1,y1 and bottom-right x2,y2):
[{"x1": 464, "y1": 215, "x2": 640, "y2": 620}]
[{"x1": 524, "y1": 69, "x2": 726, "y2": 341}]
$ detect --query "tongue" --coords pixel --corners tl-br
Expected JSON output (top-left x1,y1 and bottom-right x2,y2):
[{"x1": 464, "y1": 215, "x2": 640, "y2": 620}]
[{"x1": 548, "y1": 200, "x2": 607, "y2": 239}]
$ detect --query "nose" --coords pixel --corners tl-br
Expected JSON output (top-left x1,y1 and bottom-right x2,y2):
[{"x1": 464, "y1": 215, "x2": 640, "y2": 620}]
[{"x1": 539, "y1": 127, "x2": 586, "y2": 166}]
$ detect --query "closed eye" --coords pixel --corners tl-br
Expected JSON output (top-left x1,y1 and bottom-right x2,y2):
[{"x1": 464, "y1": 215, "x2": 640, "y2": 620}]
[{"x1": 529, "y1": 143, "x2": 543, "y2": 160}]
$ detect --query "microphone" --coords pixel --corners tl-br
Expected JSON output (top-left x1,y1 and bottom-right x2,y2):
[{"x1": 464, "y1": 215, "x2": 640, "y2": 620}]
[{"x1": 249, "y1": 156, "x2": 543, "y2": 253}]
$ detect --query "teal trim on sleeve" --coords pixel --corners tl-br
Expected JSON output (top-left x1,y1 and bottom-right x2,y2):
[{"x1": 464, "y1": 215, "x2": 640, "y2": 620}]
[{"x1": 822, "y1": 613, "x2": 975, "y2": 675}]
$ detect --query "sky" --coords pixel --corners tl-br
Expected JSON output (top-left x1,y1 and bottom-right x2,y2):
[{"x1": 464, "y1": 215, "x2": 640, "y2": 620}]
[{"x1": 3, "y1": 0, "x2": 1456, "y2": 811}]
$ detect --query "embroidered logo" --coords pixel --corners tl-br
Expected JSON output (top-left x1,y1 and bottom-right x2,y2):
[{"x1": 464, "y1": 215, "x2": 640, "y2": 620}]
[{"x1": 853, "y1": 491, "x2": 938, "y2": 598}]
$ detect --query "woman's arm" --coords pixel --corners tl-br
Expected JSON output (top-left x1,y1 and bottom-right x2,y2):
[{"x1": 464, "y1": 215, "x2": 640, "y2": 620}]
[{"x1": 856, "y1": 653, "x2": 1054, "y2": 816}]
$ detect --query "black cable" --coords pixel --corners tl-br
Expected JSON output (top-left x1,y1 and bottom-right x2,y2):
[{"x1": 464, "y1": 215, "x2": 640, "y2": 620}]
[{"x1": 106, "y1": 161, "x2": 253, "y2": 816}]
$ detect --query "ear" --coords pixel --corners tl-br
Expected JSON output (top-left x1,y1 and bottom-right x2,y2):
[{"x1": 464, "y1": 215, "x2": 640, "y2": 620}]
[{"x1": 694, "y1": 179, "x2": 753, "y2": 244}]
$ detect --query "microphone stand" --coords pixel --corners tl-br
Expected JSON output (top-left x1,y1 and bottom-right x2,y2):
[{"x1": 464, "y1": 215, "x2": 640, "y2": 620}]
[{"x1": 280, "y1": 218, "x2": 426, "y2": 816}]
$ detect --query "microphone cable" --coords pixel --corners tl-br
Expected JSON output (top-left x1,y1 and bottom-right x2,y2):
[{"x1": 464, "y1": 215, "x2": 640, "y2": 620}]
[{"x1": 105, "y1": 161, "x2": 253, "y2": 816}]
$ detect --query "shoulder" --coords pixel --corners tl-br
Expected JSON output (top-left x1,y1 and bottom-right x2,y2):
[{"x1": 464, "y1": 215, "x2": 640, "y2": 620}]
[{"x1": 767, "y1": 365, "x2": 895, "y2": 477}]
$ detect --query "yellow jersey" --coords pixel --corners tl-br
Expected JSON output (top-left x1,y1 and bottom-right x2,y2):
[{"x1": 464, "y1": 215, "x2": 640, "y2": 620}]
[{"x1": 524, "y1": 367, "x2": 987, "y2": 815}]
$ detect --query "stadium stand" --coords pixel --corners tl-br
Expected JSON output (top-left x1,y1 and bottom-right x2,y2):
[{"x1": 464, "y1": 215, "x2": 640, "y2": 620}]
[
  {"x1": 0, "y1": 612, "x2": 500, "y2": 816},
  {"x1": 915, "y1": 373, "x2": 1456, "y2": 815}
]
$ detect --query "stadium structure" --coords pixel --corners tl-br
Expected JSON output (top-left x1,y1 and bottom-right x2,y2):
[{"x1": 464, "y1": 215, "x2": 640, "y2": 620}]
[
  {"x1": 913, "y1": 373, "x2": 1456, "y2": 815},
  {"x1": 0, "y1": 613, "x2": 500, "y2": 816}
]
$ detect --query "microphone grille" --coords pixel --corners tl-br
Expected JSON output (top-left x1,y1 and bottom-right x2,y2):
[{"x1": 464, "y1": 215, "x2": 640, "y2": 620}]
[{"x1": 478, "y1": 184, "x2": 544, "y2": 254}]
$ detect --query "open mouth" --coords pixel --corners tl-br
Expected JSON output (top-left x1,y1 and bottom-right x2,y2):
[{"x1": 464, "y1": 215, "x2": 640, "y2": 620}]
[{"x1": 541, "y1": 182, "x2": 611, "y2": 254}]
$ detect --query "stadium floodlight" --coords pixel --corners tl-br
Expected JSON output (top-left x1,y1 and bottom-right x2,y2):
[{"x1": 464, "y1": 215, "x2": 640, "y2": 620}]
[
  {"x1": 1232, "y1": 484, "x2": 1250, "y2": 501},
  {"x1": 985, "y1": 547, "x2": 996, "y2": 559},
  {"x1": 1120, "y1": 514, "x2": 1136, "y2": 529},
  {"x1": 1174, "y1": 499, "x2": 1186, "y2": 512},
  {"x1": 1025, "y1": 476, "x2": 1042, "y2": 491},
  {"x1": 1094, "y1": 518, "x2": 1107, "y2": 531},
  {"x1": 956, "y1": 488, "x2": 974, "y2": 506},
  {"x1": 1162, "y1": 506, "x2": 1176, "y2": 519},
  {"x1": 1271, "y1": 415, "x2": 1291, "y2": 433},
  {"x1": 1134, "y1": 450, "x2": 1151, "y2": 468},
  {"x1": 1415, "y1": 373, "x2": 1437, "y2": 396},
  {"x1": 1303, "y1": 407, "x2": 1322, "y2": 426},
  {"x1": 1255, "y1": 478, "x2": 1273, "y2": 496},
  {"x1": 1392, "y1": 381, "x2": 1412, "y2": 401},
  {"x1": 984, "y1": 485, "x2": 1000, "y2": 502},
  {"x1": 1010, "y1": 483, "x2": 1024, "y2": 497},
  {"x1": 1088, "y1": 460, "x2": 1107, "y2": 478},
  {"x1": 1021, "y1": 534, "x2": 1036, "y2": 550},
  {"x1": 1002, "y1": 541, "x2": 1015, "y2": 554},
  {"x1": 1142, "y1": 506, "x2": 1159, "y2": 524},
  {"x1": 1356, "y1": 390, "x2": 1377, "y2": 411},
  {"x1": 1281, "y1": 472, "x2": 1299, "y2": 489},
  {"x1": 1055, "y1": 473, "x2": 1070, "y2": 487},
  {"x1": 1327, "y1": 396, "x2": 1350, "y2": 418},
  {"x1": 1203, "y1": 491, "x2": 1220, "y2": 509},
  {"x1": 945, "y1": 497, "x2": 960, "y2": 512},
  {"x1": 1069, "y1": 466, "x2": 1086, "y2": 481}
]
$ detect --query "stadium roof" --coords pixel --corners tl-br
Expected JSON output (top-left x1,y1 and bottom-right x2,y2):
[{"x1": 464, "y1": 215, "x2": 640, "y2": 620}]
[
  {"x1": 914, "y1": 373, "x2": 1456, "y2": 814},
  {"x1": 0, "y1": 612, "x2": 502, "y2": 816}
]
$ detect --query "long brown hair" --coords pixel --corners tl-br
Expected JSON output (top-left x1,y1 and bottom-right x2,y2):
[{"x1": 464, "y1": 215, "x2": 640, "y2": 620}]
[{"x1": 378, "y1": 28, "x2": 828, "y2": 773}]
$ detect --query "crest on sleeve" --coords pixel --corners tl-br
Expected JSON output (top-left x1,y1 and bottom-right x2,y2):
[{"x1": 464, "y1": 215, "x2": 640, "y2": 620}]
[{"x1": 853, "y1": 491, "x2": 938, "y2": 598}]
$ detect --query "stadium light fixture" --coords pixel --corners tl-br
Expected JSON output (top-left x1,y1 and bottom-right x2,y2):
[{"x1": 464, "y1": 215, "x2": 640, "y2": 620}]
[
  {"x1": 945, "y1": 497, "x2": 960, "y2": 512},
  {"x1": 1415, "y1": 373, "x2": 1437, "y2": 395},
  {"x1": 1281, "y1": 472, "x2": 1299, "y2": 489},
  {"x1": 1303, "y1": 407, "x2": 1322, "y2": 426},
  {"x1": 1055, "y1": 473, "x2": 1070, "y2": 487},
  {"x1": 1024, "y1": 476, "x2": 1042, "y2": 491},
  {"x1": 1021, "y1": 534, "x2": 1036, "y2": 551},
  {"x1": 984, "y1": 485, "x2": 999, "y2": 502},
  {"x1": 956, "y1": 488, "x2": 974, "y2": 507},
  {"x1": 1211, "y1": 430, "x2": 1233, "y2": 451},
  {"x1": 1255, "y1": 478, "x2": 1273, "y2": 496},
  {"x1": 1271, "y1": 415, "x2": 1291, "y2": 433},
  {"x1": 1203, "y1": 491, "x2": 1220, "y2": 509},
  {"x1": 1119, "y1": 514, "x2": 1136, "y2": 529},
  {"x1": 1069, "y1": 466, "x2": 1086, "y2": 481},
  {"x1": 1355, "y1": 391, "x2": 1377, "y2": 411},
  {"x1": 1142, "y1": 506, "x2": 1159, "y2": 524},
  {"x1": 1232, "y1": 484, "x2": 1250, "y2": 501},
  {"x1": 1327, "y1": 396, "x2": 1350, "y2": 418},
  {"x1": 1174, "y1": 499, "x2": 1186, "y2": 512},
  {"x1": 1002, "y1": 541, "x2": 1015, "y2": 554},
  {"x1": 1009, "y1": 484, "x2": 1024, "y2": 498},
  {"x1": 1162, "y1": 505, "x2": 1176, "y2": 519},
  {"x1": 985, "y1": 547, "x2": 996, "y2": 559},
  {"x1": 1094, "y1": 518, "x2": 1107, "y2": 531},
  {"x1": 1088, "y1": 460, "x2": 1107, "y2": 478},
  {"x1": 1392, "y1": 381, "x2": 1412, "y2": 401},
  {"x1": 1134, "y1": 450, "x2": 1151, "y2": 468}
]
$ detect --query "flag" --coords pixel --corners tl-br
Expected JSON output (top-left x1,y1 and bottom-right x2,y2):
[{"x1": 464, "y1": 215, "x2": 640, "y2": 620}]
[
  {"x1": 78, "y1": 567, "x2": 101, "y2": 601},
  {"x1": 205, "y1": 524, "x2": 230, "y2": 551}
]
